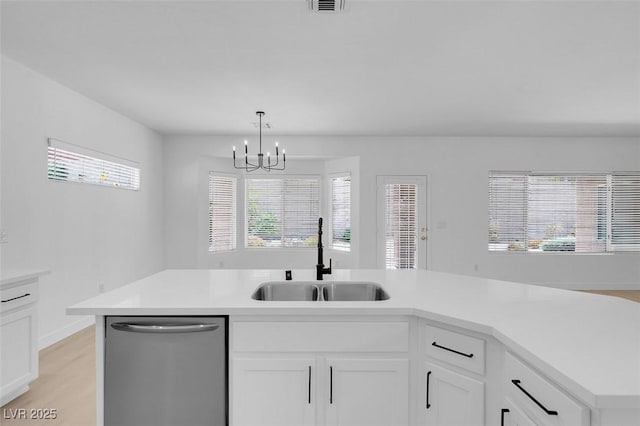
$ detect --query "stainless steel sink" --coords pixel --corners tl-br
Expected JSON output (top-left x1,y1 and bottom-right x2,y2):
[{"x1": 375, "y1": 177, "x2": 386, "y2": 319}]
[
  {"x1": 322, "y1": 282, "x2": 390, "y2": 301},
  {"x1": 251, "y1": 282, "x2": 319, "y2": 301},
  {"x1": 251, "y1": 281, "x2": 389, "y2": 301}
]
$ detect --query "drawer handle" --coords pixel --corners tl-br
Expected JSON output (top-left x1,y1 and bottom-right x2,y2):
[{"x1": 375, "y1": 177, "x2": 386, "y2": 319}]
[
  {"x1": 308, "y1": 366, "x2": 312, "y2": 404},
  {"x1": 501, "y1": 408, "x2": 510, "y2": 426},
  {"x1": 329, "y1": 366, "x2": 333, "y2": 404},
  {"x1": 432, "y1": 341, "x2": 474, "y2": 358},
  {"x1": 426, "y1": 370, "x2": 432, "y2": 409},
  {"x1": 110, "y1": 323, "x2": 220, "y2": 334},
  {"x1": 1, "y1": 293, "x2": 31, "y2": 303},
  {"x1": 512, "y1": 379, "x2": 558, "y2": 416}
]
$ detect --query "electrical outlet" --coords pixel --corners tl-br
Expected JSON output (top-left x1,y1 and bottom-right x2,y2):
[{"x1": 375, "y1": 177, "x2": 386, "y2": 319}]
[
  {"x1": 0, "y1": 229, "x2": 8, "y2": 244},
  {"x1": 98, "y1": 283, "x2": 105, "y2": 293}
]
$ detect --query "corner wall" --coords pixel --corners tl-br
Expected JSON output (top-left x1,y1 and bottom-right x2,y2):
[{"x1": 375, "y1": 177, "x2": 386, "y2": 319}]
[{"x1": 0, "y1": 57, "x2": 165, "y2": 347}]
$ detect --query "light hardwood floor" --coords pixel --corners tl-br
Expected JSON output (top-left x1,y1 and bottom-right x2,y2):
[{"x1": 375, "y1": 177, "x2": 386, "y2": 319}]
[
  {"x1": 580, "y1": 289, "x2": 640, "y2": 303},
  {"x1": 1, "y1": 290, "x2": 638, "y2": 426},
  {"x1": 1, "y1": 326, "x2": 95, "y2": 426}
]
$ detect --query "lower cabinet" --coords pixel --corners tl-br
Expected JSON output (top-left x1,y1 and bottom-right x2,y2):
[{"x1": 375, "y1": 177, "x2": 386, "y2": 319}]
[
  {"x1": 326, "y1": 358, "x2": 408, "y2": 426},
  {"x1": 420, "y1": 361, "x2": 484, "y2": 426},
  {"x1": 232, "y1": 356, "x2": 408, "y2": 426},
  {"x1": 0, "y1": 276, "x2": 39, "y2": 406},
  {"x1": 232, "y1": 358, "x2": 316, "y2": 426},
  {"x1": 502, "y1": 352, "x2": 589, "y2": 426},
  {"x1": 501, "y1": 398, "x2": 536, "y2": 426}
]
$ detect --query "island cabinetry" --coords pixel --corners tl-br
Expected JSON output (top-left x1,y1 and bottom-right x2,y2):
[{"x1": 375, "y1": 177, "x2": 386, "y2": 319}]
[
  {"x1": 500, "y1": 397, "x2": 537, "y2": 426},
  {"x1": 501, "y1": 351, "x2": 589, "y2": 426},
  {"x1": 325, "y1": 358, "x2": 408, "y2": 426},
  {"x1": 230, "y1": 317, "x2": 410, "y2": 426},
  {"x1": 418, "y1": 322, "x2": 486, "y2": 426},
  {"x1": 233, "y1": 357, "x2": 317, "y2": 426},
  {"x1": 0, "y1": 274, "x2": 40, "y2": 406}
]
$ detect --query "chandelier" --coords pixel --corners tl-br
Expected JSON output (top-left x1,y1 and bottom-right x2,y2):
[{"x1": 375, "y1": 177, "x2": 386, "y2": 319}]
[{"x1": 233, "y1": 111, "x2": 285, "y2": 172}]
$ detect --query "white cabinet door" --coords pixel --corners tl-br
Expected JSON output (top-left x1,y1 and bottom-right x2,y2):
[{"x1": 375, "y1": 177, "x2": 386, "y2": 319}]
[
  {"x1": 0, "y1": 305, "x2": 38, "y2": 406},
  {"x1": 325, "y1": 358, "x2": 409, "y2": 426},
  {"x1": 502, "y1": 398, "x2": 537, "y2": 426},
  {"x1": 421, "y1": 361, "x2": 484, "y2": 426},
  {"x1": 232, "y1": 358, "x2": 316, "y2": 426}
]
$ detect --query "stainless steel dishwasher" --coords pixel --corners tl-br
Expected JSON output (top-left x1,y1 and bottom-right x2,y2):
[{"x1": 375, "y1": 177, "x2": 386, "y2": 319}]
[{"x1": 105, "y1": 316, "x2": 227, "y2": 426}]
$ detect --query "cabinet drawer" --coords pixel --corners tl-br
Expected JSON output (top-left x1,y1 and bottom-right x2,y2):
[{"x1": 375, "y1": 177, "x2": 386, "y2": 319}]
[
  {"x1": 424, "y1": 324, "x2": 485, "y2": 375},
  {"x1": 232, "y1": 321, "x2": 409, "y2": 352},
  {"x1": 504, "y1": 352, "x2": 589, "y2": 426},
  {"x1": 0, "y1": 281, "x2": 37, "y2": 313}
]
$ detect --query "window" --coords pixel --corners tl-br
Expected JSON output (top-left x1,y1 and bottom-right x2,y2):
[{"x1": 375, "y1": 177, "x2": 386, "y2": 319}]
[
  {"x1": 330, "y1": 175, "x2": 351, "y2": 251},
  {"x1": 47, "y1": 138, "x2": 140, "y2": 190},
  {"x1": 488, "y1": 171, "x2": 640, "y2": 253},
  {"x1": 208, "y1": 174, "x2": 237, "y2": 252},
  {"x1": 246, "y1": 177, "x2": 320, "y2": 248},
  {"x1": 384, "y1": 183, "x2": 418, "y2": 268}
]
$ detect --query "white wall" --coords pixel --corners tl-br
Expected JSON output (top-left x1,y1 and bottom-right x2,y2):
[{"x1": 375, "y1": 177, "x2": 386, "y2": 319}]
[
  {"x1": 0, "y1": 57, "x2": 165, "y2": 347},
  {"x1": 164, "y1": 135, "x2": 640, "y2": 289}
]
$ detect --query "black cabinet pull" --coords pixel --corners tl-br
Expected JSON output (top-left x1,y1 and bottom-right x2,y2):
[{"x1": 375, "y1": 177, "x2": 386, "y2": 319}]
[
  {"x1": 1, "y1": 293, "x2": 31, "y2": 303},
  {"x1": 308, "y1": 366, "x2": 312, "y2": 404},
  {"x1": 329, "y1": 366, "x2": 333, "y2": 404},
  {"x1": 512, "y1": 379, "x2": 558, "y2": 416},
  {"x1": 432, "y1": 341, "x2": 474, "y2": 358},
  {"x1": 426, "y1": 370, "x2": 432, "y2": 409},
  {"x1": 501, "y1": 408, "x2": 510, "y2": 426}
]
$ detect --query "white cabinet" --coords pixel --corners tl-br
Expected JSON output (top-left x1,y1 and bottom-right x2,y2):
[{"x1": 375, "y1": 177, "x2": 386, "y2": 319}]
[
  {"x1": 419, "y1": 321, "x2": 486, "y2": 426},
  {"x1": 230, "y1": 318, "x2": 409, "y2": 426},
  {"x1": 502, "y1": 352, "x2": 589, "y2": 426},
  {"x1": 232, "y1": 358, "x2": 316, "y2": 426},
  {"x1": 501, "y1": 398, "x2": 537, "y2": 426},
  {"x1": 420, "y1": 361, "x2": 484, "y2": 426},
  {"x1": 232, "y1": 357, "x2": 408, "y2": 426},
  {"x1": 0, "y1": 273, "x2": 41, "y2": 406},
  {"x1": 326, "y1": 358, "x2": 408, "y2": 426}
]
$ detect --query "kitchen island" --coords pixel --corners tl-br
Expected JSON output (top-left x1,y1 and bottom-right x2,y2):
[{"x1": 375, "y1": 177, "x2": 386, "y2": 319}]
[{"x1": 67, "y1": 269, "x2": 640, "y2": 426}]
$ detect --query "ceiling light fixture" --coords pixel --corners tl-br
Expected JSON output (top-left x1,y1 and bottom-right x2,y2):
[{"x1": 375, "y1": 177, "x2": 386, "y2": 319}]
[{"x1": 233, "y1": 111, "x2": 285, "y2": 172}]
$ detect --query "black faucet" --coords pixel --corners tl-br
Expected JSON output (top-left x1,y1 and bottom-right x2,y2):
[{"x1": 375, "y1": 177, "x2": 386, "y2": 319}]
[{"x1": 316, "y1": 217, "x2": 332, "y2": 280}]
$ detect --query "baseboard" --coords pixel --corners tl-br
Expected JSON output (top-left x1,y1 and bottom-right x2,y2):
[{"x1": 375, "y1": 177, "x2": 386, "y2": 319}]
[{"x1": 38, "y1": 316, "x2": 95, "y2": 350}]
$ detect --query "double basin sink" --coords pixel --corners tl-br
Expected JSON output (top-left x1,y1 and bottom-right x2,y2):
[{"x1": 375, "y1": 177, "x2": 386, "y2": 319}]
[{"x1": 252, "y1": 281, "x2": 390, "y2": 302}]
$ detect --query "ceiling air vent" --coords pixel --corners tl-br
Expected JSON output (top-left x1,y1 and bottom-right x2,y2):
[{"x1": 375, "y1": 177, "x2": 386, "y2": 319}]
[{"x1": 308, "y1": 0, "x2": 345, "y2": 13}]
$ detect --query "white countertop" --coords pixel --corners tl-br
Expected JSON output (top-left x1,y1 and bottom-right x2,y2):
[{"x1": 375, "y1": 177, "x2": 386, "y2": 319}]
[
  {"x1": 1, "y1": 269, "x2": 50, "y2": 287},
  {"x1": 67, "y1": 268, "x2": 640, "y2": 409}
]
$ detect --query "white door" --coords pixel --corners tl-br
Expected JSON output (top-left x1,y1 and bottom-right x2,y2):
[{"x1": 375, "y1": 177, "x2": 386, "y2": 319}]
[
  {"x1": 421, "y1": 361, "x2": 484, "y2": 426},
  {"x1": 377, "y1": 176, "x2": 428, "y2": 269},
  {"x1": 325, "y1": 358, "x2": 409, "y2": 426},
  {"x1": 232, "y1": 358, "x2": 316, "y2": 426}
]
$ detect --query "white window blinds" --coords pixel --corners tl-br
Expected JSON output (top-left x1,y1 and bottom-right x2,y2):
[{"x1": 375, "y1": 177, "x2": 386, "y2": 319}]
[
  {"x1": 208, "y1": 174, "x2": 237, "y2": 252},
  {"x1": 331, "y1": 176, "x2": 351, "y2": 251},
  {"x1": 385, "y1": 183, "x2": 417, "y2": 268},
  {"x1": 611, "y1": 174, "x2": 640, "y2": 251},
  {"x1": 488, "y1": 171, "x2": 640, "y2": 253},
  {"x1": 47, "y1": 138, "x2": 140, "y2": 190},
  {"x1": 246, "y1": 178, "x2": 320, "y2": 248}
]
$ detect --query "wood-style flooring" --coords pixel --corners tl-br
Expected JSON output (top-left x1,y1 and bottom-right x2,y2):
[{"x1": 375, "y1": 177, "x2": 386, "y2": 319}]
[
  {"x1": 1, "y1": 326, "x2": 95, "y2": 426},
  {"x1": 1, "y1": 290, "x2": 638, "y2": 426}
]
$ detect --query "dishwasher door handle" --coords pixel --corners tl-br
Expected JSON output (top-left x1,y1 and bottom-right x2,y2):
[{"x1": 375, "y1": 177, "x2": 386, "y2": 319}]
[{"x1": 111, "y1": 322, "x2": 220, "y2": 334}]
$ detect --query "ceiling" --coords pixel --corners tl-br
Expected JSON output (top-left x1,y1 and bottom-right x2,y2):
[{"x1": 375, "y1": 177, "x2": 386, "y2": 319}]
[{"x1": 1, "y1": 0, "x2": 639, "y2": 137}]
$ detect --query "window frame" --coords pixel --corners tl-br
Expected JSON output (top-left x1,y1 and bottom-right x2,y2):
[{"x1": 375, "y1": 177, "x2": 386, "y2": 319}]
[
  {"x1": 488, "y1": 171, "x2": 640, "y2": 254},
  {"x1": 244, "y1": 174, "x2": 322, "y2": 250},
  {"x1": 47, "y1": 138, "x2": 140, "y2": 191},
  {"x1": 208, "y1": 172, "x2": 238, "y2": 253},
  {"x1": 329, "y1": 173, "x2": 351, "y2": 252}
]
